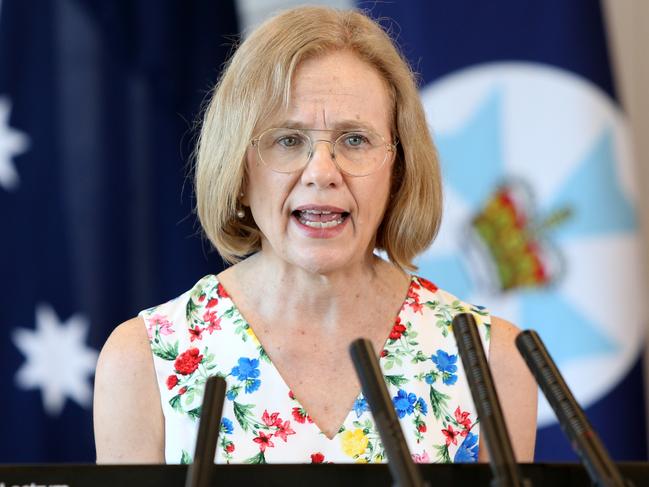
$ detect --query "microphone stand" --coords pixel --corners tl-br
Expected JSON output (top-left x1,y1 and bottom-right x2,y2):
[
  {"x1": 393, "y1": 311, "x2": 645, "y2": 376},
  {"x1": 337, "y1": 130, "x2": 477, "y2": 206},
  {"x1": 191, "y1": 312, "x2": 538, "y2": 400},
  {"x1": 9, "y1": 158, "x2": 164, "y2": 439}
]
[
  {"x1": 185, "y1": 375, "x2": 227, "y2": 487},
  {"x1": 452, "y1": 313, "x2": 530, "y2": 487},
  {"x1": 350, "y1": 338, "x2": 428, "y2": 487},
  {"x1": 516, "y1": 330, "x2": 631, "y2": 487}
]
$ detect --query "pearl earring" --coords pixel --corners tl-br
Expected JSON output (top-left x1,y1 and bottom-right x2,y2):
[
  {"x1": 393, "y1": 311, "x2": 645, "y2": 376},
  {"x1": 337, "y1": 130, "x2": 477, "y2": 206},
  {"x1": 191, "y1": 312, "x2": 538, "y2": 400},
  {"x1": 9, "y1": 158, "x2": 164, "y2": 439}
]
[{"x1": 237, "y1": 208, "x2": 245, "y2": 219}]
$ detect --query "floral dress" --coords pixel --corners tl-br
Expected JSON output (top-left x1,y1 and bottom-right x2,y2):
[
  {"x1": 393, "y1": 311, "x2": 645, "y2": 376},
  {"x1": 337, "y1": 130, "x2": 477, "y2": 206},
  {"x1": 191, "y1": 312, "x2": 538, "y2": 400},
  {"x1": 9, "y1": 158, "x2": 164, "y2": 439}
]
[{"x1": 140, "y1": 274, "x2": 491, "y2": 464}]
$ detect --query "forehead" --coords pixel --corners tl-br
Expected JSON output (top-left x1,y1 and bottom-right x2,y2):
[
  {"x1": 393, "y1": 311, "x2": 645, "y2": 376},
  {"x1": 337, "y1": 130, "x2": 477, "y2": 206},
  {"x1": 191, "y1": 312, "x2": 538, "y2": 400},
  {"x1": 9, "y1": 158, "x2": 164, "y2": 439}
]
[{"x1": 273, "y1": 51, "x2": 393, "y2": 134}]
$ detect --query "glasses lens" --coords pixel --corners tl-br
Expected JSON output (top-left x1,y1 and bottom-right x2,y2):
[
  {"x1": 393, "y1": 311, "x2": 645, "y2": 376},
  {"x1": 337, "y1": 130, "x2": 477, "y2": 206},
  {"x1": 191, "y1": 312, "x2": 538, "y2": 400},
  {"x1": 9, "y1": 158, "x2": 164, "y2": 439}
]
[
  {"x1": 334, "y1": 130, "x2": 388, "y2": 176},
  {"x1": 257, "y1": 128, "x2": 310, "y2": 173}
]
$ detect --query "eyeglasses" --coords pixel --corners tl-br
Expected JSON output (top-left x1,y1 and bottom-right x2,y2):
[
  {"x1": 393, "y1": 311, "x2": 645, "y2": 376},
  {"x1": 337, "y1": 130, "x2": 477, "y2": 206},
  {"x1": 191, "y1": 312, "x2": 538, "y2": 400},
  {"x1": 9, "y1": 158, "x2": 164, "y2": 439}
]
[{"x1": 250, "y1": 127, "x2": 398, "y2": 177}]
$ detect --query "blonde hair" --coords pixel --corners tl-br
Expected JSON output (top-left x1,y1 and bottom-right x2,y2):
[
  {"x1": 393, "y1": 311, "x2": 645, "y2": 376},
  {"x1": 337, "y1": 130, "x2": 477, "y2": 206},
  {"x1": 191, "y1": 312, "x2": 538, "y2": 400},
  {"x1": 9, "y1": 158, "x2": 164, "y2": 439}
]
[{"x1": 195, "y1": 6, "x2": 442, "y2": 271}]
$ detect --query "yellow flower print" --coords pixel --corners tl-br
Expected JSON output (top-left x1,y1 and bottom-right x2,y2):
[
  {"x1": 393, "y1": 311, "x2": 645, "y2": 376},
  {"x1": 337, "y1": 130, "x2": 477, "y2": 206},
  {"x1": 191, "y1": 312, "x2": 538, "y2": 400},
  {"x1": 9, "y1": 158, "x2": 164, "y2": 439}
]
[
  {"x1": 246, "y1": 326, "x2": 261, "y2": 346},
  {"x1": 341, "y1": 428, "x2": 369, "y2": 458}
]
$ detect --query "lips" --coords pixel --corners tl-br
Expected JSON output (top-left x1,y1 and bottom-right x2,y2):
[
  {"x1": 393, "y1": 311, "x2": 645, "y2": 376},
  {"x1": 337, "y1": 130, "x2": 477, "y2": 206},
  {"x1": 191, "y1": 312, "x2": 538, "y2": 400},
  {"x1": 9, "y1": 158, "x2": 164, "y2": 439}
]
[{"x1": 291, "y1": 206, "x2": 350, "y2": 229}]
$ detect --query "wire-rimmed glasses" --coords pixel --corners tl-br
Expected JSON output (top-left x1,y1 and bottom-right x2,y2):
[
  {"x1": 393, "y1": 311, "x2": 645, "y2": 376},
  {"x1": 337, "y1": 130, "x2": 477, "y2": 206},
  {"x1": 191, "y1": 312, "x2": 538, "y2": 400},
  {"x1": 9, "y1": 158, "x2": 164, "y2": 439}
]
[{"x1": 250, "y1": 127, "x2": 398, "y2": 177}]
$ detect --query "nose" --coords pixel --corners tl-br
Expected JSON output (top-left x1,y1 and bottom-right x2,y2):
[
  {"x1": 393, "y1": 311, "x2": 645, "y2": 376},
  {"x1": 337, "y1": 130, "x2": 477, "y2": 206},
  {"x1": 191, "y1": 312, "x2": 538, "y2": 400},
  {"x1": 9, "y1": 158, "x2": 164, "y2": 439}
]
[{"x1": 300, "y1": 139, "x2": 343, "y2": 188}]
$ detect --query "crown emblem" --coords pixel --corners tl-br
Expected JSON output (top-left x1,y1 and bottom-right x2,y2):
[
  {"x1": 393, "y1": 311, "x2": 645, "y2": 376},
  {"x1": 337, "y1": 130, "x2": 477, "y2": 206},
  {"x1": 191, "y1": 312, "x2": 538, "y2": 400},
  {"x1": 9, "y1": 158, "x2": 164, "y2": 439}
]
[{"x1": 465, "y1": 180, "x2": 571, "y2": 292}]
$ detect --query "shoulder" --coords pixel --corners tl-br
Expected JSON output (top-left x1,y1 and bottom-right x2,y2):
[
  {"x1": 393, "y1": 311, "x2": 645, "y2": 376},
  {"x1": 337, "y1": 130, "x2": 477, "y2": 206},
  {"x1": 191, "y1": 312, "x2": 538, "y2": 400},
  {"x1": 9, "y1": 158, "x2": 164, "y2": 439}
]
[
  {"x1": 94, "y1": 317, "x2": 165, "y2": 463},
  {"x1": 484, "y1": 315, "x2": 538, "y2": 462},
  {"x1": 96, "y1": 317, "x2": 152, "y2": 376}
]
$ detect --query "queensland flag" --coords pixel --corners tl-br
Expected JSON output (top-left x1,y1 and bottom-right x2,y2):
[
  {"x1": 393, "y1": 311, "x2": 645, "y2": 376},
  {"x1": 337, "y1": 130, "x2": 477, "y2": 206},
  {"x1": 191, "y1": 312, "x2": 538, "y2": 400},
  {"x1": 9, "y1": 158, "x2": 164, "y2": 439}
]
[
  {"x1": 0, "y1": 0, "x2": 237, "y2": 462},
  {"x1": 363, "y1": 0, "x2": 647, "y2": 460}
]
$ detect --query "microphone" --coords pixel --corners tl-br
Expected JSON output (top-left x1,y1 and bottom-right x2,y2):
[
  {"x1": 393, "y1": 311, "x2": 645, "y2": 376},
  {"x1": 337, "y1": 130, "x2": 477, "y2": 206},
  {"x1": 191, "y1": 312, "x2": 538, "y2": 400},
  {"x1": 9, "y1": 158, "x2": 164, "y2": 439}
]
[
  {"x1": 350, "y1": 338, "x2": 428, "y2": 487},
  {"x1": 185, "y1": 375, "x2": 227, "y2": 487},
  {"x1": 451, "y1": 313, "x2": 529, "y2": 487},
  {"x1": 516, "y1": 330, "x2": 630, "y2": 487}
]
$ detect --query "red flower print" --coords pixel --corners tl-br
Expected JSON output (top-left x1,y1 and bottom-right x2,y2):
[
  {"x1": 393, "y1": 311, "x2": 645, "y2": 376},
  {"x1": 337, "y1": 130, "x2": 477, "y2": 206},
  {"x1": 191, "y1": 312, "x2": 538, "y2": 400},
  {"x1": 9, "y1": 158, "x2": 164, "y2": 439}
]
[
  {"x1": 217, "y1": 283, "x2": 229, "y2": 298},
  {"x1": 407, "y1": 287, "x2": 420, "y2": 302},
  {"x1": 225, "y1": 442, "x2": 235, "y2": 453},
  {"x1": 417, "y1": 277, "x2": 438, "y2": 293},
  {"x1": 442, "y1": 425, "x2": 459, "y2": 446},
  {"x1": 454, "y1": 407, "x2": 472, "y2": 435},
  {"x1": 275, "y1": 420, "x2": 296, "y2": 442},
  {"x1": 198, "y1": 294, "x2": 206, "y2": 303},
  {"x1": 288, "y1": 390, "x2": 295, "y2": 400},
  {"x1": 206, "y1": 298, "x2": 218, "y2": 308},
  {"x1": 202, "y1": 310, "x2": 222, "y2": 334},
  {"x1": 310, "y1": 453, "x2": 325, "y2": 463},
  {"x1": 380, "y1": 349, "x2": 388, "y2": 357},
  {"x1": 417, "y1": 423, "x2": 427, "y2": 433},
  {"x1": 174, "y1": 348, "x2": 203, "y2": 375},
  {"x1": 178, "y1": 386, "x2": 187, "y2": 395},
  {"x1": 189, "y1": 326, "x2": 203, "y2": 342},
  {"x1": 291, "y1": 407, "x2": 312, "y2": 423},
  {"x1": 409, "y1": 301, "x2": 424, "y2": 314},
  {"x1": 389, "y1": 317, "x2": 407, "y2": 340},
  {"x1": 262, "y1": 410, "x2": 282, "y2": 427},
  {"x1": 166, "y1": 375, "x2": 178, "y2": 390},
  {"x1": 292, "y1": 407, "x2": 307, "y2": 423},
  {"x1": 253, "y1": 432, "x2": 275, "y2": 452}
]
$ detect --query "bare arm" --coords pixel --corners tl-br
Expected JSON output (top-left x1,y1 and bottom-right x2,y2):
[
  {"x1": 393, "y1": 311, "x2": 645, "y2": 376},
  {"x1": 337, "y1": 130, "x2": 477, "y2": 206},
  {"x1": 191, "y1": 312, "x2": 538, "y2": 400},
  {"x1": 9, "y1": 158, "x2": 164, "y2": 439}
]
[
  {"x1": 478, "y1": 316, "x2": 537, "y2": 463},
  {"x1": 94, "y1": 317, "x2": 165, "y2": 463}
]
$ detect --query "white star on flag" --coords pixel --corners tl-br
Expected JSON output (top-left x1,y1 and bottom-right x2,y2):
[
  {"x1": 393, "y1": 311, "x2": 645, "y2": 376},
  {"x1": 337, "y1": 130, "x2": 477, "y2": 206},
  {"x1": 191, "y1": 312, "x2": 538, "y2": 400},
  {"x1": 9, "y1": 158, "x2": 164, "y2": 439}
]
[
  {"x1": 0, "y1": 95, "x2": 30, "y2": 191},
  {"x1": 12, "y1": 304, "x2": 99, "y2": 416}
]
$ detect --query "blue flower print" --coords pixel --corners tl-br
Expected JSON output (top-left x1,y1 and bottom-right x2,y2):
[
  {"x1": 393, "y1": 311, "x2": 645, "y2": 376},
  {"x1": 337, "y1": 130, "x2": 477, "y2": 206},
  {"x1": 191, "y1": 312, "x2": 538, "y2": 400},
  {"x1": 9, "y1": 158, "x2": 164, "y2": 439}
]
[
  {"x1": 353, "y1": 396, "x2": 370, "y2": 418},
  {"x1": 454, "y1": 431, "x2": 479, "y2": 463},
  {"x1": 220, "y1": 417, "x2": 234, "y2": 434},
  {"x1": 415, "y1": 397, "x2": 428, "y2": 416},
  {"x1": 392, "y1": 389, "x2": 417, "y2": 418},
  {"x1": 431, "y1": 349, "x2": 458, "y2": 385},
  {"x1": 230, "y1": 357, "x2": 261, "y2": 393}
]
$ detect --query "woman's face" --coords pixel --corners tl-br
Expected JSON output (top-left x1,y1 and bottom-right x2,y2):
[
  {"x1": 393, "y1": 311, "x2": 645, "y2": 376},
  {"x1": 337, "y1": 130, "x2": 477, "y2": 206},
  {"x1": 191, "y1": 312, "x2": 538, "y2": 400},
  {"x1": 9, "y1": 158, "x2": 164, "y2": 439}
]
[{"x1": 244, "y1": 50, "x2": 395, "y2": 275}]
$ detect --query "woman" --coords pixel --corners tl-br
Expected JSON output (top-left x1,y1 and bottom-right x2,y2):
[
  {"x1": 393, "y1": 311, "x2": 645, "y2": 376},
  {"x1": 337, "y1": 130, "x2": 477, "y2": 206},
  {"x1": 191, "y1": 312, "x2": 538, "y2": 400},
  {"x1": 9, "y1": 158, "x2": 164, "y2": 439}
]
[{"x1": 94, "y1": 6, "x2": 537, "y2": 464}]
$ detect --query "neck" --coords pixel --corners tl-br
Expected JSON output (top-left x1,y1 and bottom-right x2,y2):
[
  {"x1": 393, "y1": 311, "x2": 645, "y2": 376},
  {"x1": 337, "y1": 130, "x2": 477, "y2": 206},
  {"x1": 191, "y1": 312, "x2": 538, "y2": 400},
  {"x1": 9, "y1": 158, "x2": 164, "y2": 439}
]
[{"x1": 231, "y1": 250, "x2": 406, "y2": 331}]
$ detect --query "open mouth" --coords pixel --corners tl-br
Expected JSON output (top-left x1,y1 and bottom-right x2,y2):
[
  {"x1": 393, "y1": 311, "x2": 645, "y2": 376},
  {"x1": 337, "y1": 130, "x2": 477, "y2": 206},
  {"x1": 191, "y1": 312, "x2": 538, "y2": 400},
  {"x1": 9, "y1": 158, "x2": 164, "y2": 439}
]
[{"x1": 292, "y1": 209, "x2": 350, "y2": 228}]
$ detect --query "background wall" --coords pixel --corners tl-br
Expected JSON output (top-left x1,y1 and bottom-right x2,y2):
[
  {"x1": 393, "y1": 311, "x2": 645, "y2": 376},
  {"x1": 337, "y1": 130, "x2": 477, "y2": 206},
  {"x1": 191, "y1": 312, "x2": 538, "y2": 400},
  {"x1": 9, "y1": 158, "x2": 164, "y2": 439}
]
[{"x1": 602, "y1": 0, "x2": 649, "y2": 448}]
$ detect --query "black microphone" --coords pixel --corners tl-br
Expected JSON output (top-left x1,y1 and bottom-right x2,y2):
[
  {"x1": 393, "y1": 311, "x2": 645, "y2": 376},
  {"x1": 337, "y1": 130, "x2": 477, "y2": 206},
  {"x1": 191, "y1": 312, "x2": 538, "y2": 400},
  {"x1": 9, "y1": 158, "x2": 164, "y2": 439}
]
[
  {"x1": 350, "y1": 338, "x2": 428, "y2": 487},
  {"x1": 451, "y1": 313, "x2": 529, "y2": 487},
  {"x1": 516, "y1": 330, "x2": 630, "y2": 487},
  {"x1": 185, "y1": 375, "x2": 227, "y2": 487}
]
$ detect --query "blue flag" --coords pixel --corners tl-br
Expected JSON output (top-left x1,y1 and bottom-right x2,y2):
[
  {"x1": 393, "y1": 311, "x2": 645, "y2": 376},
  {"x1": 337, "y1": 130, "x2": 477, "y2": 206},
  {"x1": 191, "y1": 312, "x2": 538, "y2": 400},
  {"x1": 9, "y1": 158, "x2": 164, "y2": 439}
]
[
  {"x1": 363, "y1": 0, "x2": 647, "y2": 460},
  {"x1": 0, "y1": 0, "x2": 237, "y2": 462}
]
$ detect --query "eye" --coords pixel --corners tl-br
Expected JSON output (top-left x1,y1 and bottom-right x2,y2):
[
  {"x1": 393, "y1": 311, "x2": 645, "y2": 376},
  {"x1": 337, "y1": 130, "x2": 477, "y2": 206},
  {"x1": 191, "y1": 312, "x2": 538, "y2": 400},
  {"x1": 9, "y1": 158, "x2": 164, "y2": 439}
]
[
  {"x1": 276, "y1": 134, "x2": 303, "y2": 148},
  {"x1": 342, "y1": 132, "x2": 370, "y2": 148}
]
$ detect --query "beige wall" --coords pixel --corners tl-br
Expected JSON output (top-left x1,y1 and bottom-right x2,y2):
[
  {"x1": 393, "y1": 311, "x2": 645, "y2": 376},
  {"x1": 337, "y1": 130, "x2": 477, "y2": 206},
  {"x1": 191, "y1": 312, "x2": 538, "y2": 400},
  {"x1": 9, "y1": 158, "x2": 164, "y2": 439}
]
[{"x1": 603, "y1": 0, "x2": 649, "y2": 454}]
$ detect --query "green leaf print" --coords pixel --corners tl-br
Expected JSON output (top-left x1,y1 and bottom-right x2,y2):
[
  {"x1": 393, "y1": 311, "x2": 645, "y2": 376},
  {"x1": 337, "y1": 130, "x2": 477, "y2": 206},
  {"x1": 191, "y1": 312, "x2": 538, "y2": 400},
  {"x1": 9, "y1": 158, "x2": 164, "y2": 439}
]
[
  {"x1": 384, "y1": 374, "x2": 409, "y2": 387},
  {"x1": 152, "y1": 339, "x2": 179, "y2": 361},
  {"x1": 258, "y1": 346, "x2": 270, "y2": 363},
  {"x1": 233, "y1": 401, "x2": 257, "y2": 432},
  {"x1": 180, "y1": 450, "x2": 192, "y2": 465},
  {"x1": 244, "y1": 451, "x2": 266, "y2": 464},
  {"x1": 429, "y1": 386, "x2": 450, "y2": 420},
  {"x1": 185, "y1": 297, "x2": 199, "y2": 321},
  {"x1": 187, "y1": 407, "x2": 202, "y2": 420},
  {"x1": 434, "y1": 444, "x2": 452, "y2": 463},
  {"x1": 169, "y1": 394, "x2": 182, "y2": 412}
]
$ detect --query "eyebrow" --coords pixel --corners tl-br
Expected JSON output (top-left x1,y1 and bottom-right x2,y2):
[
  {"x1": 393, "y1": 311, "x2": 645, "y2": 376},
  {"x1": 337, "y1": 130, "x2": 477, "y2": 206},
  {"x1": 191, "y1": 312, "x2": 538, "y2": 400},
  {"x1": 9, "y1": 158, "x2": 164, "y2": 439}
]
[{"x1": 275, "y1": 119, "x2": 379, "y2": 132}]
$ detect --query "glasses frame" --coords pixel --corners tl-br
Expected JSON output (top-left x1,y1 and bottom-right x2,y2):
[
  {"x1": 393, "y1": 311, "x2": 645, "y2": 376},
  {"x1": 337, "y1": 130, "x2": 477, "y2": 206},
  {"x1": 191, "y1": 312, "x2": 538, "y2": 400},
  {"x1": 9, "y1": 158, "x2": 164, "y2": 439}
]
[{"x1": 250, "y1": 127, "x2": 399, "y2": 177}]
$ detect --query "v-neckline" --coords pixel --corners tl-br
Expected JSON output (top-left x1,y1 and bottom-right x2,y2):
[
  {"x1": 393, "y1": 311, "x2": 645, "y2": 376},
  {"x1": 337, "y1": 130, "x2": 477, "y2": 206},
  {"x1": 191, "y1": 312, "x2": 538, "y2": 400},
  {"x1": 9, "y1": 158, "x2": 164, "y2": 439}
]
[{"x1": 211, "y1": 274, "x2": 416, "y2": 441}]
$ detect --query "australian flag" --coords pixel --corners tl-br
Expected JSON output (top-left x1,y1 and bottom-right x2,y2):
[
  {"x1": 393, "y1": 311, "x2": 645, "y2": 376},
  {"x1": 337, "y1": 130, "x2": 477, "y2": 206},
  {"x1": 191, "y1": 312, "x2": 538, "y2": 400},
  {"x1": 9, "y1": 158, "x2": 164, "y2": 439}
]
[
  {"x1": 363, "y1": 0, "x2": 647, "y2": 460},
  {"x1": 0, "y1": 0, "x2": 237, "y2": 462}
]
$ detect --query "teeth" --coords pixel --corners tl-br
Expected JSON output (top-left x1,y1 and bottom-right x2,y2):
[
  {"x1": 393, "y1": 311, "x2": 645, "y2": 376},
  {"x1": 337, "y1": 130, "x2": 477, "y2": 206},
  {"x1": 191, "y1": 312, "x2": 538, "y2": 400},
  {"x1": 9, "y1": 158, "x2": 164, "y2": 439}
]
[
  {"x1": 301, "y1": 209, "x2": 332, "y2": 215},
  {"x1": 300, "y1": 218, "x2": 344, "y2": 228}
]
